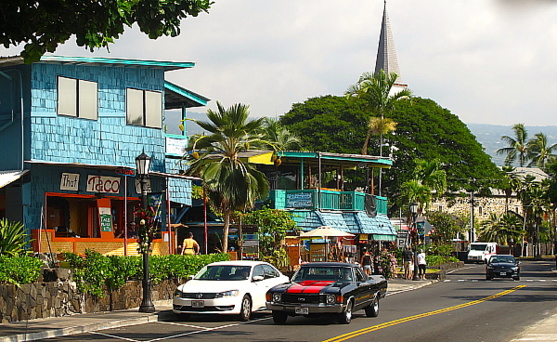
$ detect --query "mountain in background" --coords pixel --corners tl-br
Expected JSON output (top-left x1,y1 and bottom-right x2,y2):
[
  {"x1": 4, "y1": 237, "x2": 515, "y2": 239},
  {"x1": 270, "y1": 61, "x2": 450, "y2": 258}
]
[
  {"x1": 166, "y1": 110, "x2": 557, "y2": 167},
  {"x1": 467, "y1": 123, "x2": 557, "y2": 166}
]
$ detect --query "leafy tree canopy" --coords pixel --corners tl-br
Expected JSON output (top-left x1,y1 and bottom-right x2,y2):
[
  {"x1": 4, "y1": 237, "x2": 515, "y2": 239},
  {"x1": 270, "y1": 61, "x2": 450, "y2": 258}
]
[
  {"x1": 280, "y1": 95, "x2": 503, "y2": 210},
  {"x1": 1, "y1": 0, "x2": 213, "y2": 63}
]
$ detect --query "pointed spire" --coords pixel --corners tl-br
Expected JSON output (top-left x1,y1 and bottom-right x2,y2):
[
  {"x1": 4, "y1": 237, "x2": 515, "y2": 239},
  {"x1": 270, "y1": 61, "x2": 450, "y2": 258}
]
[{"x1": 374, "y1": 0, "x2": 405, "y2": 85}]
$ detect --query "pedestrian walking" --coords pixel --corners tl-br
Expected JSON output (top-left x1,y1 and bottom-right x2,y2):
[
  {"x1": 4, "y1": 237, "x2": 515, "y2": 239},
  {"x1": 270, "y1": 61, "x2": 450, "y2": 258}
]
[
  {"x1": 181, "y1": 231, "x2": 200, "y2": 255},
  {"x1": 417, "y1": 249, "x2": 427, "y2": 280},
  {"x1": 402, "y1": 247, "x2": 414, "y2": 280},
  {"x1": 360, "y1": 248, "x2": 373, "y2": 275}
]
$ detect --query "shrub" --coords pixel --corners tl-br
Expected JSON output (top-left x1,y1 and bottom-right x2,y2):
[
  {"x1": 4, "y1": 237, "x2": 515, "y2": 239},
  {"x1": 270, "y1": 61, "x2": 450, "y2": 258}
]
[
  {"x1": 62, "y1": 251, "x2": 230, "y2": 297},
  {"x1": 0, "y1": 255, "x2": 43, "y2": 285}
]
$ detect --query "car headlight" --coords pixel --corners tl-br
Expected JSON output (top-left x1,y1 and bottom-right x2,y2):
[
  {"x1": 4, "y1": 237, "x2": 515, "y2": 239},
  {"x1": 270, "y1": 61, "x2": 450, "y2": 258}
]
[
  {"x1": 486, "y1": 266, "x2": 494, "y2": 270},
  {"x1": 272, "y1": 293, "x2": 282, "y2": 302},
  {"x1": 174, "y1": 289, "x2": 184, "y2": 298},
  {"x1": 326, "y1": 294, "x2": 336, "y2": 304},
  {"x1": 511, "y1": 267, "x2": 519, "y2": 271},
  {"x1": 215, "y1": 290, "x2": 240, "y2": 298}
]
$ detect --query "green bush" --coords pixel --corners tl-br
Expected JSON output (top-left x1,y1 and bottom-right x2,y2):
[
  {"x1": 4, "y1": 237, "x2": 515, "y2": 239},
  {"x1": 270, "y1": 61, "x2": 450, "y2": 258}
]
[
  {"x1": 0, "y1": 255, "x2": 43, "y2": 285},
  {"x1": 62, "y1": 250, "x2": 229, "y2": 297}
]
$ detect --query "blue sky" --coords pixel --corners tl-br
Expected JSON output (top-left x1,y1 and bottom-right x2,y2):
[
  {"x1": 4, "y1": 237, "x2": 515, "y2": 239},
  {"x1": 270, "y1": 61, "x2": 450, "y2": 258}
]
[{"x1": 2, "y1": 0, "x2": 557, "y2": 126}]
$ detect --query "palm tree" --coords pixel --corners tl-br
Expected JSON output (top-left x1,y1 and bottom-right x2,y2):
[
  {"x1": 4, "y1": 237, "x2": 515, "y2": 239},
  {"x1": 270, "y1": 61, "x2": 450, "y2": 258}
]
[
  {"x1": 413, "y1": 159, "x2": 447, "y2": 199},
  {"x1": 527, "y1": 132, "x2": 557, "y2": 170},
  {"x1": 184, "y1": 102, "x2": 269, "y2": 252},
  {"x1": 497, "y1": 123, "x2": 529, "y2": 167},
  {"x1": 478, "y1": 213, "x2": 522, "y2": 245},
  {"x1": 259, "y1": 117, "x2": 301, "y2": 152},
  {"x1": 345, "y1": 69, "x2": 411, "y2": 155}
]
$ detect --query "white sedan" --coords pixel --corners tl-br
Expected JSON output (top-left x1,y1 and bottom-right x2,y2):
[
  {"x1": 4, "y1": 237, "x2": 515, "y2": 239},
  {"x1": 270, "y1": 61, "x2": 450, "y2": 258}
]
[{"x1": 173, "y1": 260, "x2": 289, "y2": 321}]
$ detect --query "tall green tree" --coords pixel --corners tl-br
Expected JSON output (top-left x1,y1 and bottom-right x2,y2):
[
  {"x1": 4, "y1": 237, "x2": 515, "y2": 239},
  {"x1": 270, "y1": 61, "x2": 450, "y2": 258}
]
[
  {"x1": 345, "y1": 70, "x2": 411, "y2": 155},
  {"x1": 1, "y1": 0, "x2": 213, "y2": 63},
  {"x1": 497, "y1": 123, "x2": 530, "y2": 167},
  {"x1": 184, "y1": 102, "x2": 269, "y2": 252},
  {"x1": 280, "y1": 96, "x2": 502, "y2": 210},
  {"x1": 527, "y1": 132, "x2": 557, "y2": 170}
]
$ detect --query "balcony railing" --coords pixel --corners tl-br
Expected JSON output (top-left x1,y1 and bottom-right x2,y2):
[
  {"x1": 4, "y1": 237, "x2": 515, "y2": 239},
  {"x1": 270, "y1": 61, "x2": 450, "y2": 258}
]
[{"x1": 267, "y1": 189, "x2": 388, "y2": 215}]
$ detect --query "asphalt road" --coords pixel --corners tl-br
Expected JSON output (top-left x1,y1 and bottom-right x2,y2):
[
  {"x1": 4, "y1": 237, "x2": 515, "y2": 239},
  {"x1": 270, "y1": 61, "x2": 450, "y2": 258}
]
[{"x1": 36, "y1": 260, "x2": 557, "y2": 342}]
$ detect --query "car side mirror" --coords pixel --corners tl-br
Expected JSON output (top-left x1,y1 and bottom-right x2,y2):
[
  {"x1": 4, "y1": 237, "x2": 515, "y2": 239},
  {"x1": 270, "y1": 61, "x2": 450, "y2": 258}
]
[
  {"x1": 187, "y1": 275, "x2": 195, "y2": 281},
  {"x1": 252, "y1": 275, "x2": 264, "y2": 282}
]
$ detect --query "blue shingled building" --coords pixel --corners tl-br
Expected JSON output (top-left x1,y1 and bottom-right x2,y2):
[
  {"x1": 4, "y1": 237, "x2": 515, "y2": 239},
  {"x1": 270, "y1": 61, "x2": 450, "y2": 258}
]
[{"x1": 0, "y1": 55, "x2": 208, "y2": 255}]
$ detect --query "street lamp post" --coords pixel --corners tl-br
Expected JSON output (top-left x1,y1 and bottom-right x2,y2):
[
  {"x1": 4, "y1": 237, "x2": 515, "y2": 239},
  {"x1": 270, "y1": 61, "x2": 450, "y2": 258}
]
[
  {"x1": 136, "y1": 151, "x2": 155, "y2": 313},
  {"x1": 410, "y1": 203, "x2": 420, "y2": 281}
]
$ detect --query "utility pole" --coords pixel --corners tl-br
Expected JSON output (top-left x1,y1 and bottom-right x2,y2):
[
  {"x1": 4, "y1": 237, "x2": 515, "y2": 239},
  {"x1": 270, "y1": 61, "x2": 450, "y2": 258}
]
[{"x1": 470, "y1": 191, "x2": 475, "y2": 242}]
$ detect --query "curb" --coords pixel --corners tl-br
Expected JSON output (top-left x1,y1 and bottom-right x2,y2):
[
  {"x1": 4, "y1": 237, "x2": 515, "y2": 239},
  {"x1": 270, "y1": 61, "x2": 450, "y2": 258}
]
[
  {"x1": 0, "y1": 315, "x2": 161, "y2": 342},
  {"x1": 0, "y1": 300, "x2": 173, "y2": 342}
]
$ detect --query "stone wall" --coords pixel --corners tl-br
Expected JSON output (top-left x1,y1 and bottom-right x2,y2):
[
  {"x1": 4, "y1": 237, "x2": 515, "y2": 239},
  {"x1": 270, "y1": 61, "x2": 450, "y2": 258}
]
[{"x1": 0, "y1": 268, "x2": 180, "y2": 323}]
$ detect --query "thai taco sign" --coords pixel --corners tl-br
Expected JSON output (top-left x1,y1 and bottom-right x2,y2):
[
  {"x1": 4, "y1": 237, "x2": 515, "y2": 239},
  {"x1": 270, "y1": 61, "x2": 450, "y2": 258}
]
[{"x1": 86, "y1": 175, "x2": 121, "y2": 194}]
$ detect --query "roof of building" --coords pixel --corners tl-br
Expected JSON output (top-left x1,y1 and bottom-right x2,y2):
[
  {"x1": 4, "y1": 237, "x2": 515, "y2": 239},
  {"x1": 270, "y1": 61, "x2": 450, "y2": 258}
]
[{"x1": 0, "y1": 55, "x2": 195, "y2": 71}]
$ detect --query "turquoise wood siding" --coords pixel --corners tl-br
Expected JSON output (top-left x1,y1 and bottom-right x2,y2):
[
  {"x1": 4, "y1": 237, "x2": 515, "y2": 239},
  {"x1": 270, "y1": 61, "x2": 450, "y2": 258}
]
[
  {"x1": 268, "y1": 189, "x2": 388, "y2": 214},
  {"x1": 29, "y1": 63, "x2": 167, "y2": 171}
]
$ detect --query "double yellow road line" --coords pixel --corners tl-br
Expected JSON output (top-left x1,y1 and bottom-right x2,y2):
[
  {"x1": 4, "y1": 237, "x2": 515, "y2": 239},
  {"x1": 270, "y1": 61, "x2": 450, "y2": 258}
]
[{"x1": 323, "y1": 285, "x2": 526, "y2": 342}]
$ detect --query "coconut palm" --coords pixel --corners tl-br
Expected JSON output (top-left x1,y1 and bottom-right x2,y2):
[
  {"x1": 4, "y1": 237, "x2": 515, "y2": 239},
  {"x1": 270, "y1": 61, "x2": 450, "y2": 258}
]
[
  {"x1": 497, "y1": 123, "x2": 529, "y2": 167},
  {"x1": 259, "y1": 117, "x2": 301, "y2": 152},
  {"x1": 184, "y1": 102, "x2": 269, "y2": 252},
  {"x1": 413, "y1": 159, "x2": 447, "y2": 199},
  {"x1": 478, "y1": 212, "x2": 523, "y2": 245},
  {"x1": 526, "y1": 132, "x2": 557, "y2": 170},
  {"x1": 345, "y1": 69, "x2": 411, "y2": 155}
]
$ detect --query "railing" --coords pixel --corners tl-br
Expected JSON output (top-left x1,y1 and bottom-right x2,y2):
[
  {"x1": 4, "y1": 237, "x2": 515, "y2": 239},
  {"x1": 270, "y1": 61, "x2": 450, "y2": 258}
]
[{"x1": 267, "y1": 189, "x2": 388, "y2": 215}]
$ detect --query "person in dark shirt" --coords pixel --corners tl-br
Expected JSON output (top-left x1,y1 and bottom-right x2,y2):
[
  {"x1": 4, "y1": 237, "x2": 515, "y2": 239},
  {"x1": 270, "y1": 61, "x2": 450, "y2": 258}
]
[
  {"x1": 360, "y1": 248, "x2": 373, "y2": 275},
  {"x1": 402, "y1": 247, "x2": 414, "y2": 280}
]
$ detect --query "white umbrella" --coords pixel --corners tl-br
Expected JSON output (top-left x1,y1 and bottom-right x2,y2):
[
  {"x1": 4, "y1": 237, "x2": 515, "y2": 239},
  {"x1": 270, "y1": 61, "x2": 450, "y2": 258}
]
[{"x1": 300, "y1": 226, "x2": 354, "y2": 238}]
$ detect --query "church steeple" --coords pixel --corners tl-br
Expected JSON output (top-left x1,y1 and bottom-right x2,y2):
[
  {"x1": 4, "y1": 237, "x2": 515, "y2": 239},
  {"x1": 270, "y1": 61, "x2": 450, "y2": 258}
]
[{"x1": 374, "y1": 0, "x2": 406, "y2": 87}]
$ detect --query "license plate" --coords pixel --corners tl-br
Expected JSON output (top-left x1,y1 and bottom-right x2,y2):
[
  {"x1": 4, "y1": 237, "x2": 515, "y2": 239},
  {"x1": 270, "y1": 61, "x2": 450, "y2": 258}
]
[
  {"x1": 295, "y1": 307, "x2": 309, "y2": 315},
  {"x1": 191, "y1": 300, "x2": 204, "y2": 308},
  {"x1": 500, "y1": 272, "x2": 507, "y2": 276}
]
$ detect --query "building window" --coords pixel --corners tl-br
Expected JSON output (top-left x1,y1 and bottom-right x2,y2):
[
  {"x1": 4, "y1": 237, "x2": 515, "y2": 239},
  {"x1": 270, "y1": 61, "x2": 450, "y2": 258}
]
[
  {"x1": 57, "y1": 76, "x2": 98, "y2": 120},
  {"x1": 126, "y1": 88, "x2": 162, "y2": 128}
]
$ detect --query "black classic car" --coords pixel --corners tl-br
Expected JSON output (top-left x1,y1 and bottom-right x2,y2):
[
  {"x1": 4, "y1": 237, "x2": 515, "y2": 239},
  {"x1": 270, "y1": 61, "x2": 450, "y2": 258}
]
[
  {"x1": 485, "y1": 254, "x2": 521, "y2": 280},
  {"x1": 265, "y1": 262, "x2": 388, "y2": 324}
]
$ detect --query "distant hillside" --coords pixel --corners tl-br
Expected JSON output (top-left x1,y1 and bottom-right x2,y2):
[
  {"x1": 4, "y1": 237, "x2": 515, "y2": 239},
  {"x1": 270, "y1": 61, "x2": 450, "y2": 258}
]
[{"x1": 166, "y1": 111, "x2": 557, "y2": 167}]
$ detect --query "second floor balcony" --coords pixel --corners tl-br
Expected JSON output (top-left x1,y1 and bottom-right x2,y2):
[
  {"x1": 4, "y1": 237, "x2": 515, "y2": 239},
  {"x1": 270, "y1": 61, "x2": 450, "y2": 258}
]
[{"x1": 267, "y1": 188, "x2": 388, "y2": 215}]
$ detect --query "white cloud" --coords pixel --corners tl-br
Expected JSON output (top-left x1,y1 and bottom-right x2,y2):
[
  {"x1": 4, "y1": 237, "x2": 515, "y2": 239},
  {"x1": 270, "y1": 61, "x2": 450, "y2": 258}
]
[{"x1": 2, "y1": 0, "x2": 557, "y2": 126}]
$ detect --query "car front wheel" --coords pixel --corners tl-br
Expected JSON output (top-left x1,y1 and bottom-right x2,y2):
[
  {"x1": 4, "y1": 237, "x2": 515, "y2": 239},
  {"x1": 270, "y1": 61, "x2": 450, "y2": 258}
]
[
  {"x1": 272, "y1": 310, "x2": 288, "y2": 324},
  {"x1": 338, "y1": 299, "x2": 353, "y2": 324},
  {"x1": 365, "y1": 296, "x2": 379, "y2": 317},
  {"x1": 238, "y1": 295, "x2": 252, "y2": 321}
]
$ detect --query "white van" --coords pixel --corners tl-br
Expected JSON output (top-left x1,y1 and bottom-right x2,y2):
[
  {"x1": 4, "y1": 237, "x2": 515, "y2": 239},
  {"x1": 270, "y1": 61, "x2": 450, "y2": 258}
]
[{"x1": 467, "y1": 242, "x2": 498, "y2": 263}]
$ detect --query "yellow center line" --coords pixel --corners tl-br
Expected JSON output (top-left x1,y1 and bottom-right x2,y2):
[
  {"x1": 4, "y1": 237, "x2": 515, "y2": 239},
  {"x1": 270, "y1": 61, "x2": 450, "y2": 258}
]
[{"x1": 323, "y1": 285, "x2": 526, "y2": 342}]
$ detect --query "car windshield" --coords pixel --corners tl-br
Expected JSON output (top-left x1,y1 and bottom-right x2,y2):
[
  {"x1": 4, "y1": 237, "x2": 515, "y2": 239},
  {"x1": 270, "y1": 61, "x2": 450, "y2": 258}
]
[
  {"x1": 194, "y1": 265, "x2": 252, "y2": 281},
  {"x1": 292, "y1": 267, "x2": 353, "y2": 282},
  {"x1": 490, "y1": 256, "x2": 515, "y2": 263}
]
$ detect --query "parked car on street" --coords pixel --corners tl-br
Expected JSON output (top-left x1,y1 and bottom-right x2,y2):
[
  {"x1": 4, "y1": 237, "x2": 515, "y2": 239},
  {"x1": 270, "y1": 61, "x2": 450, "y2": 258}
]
[
  {"x1": 266, "y1": 262, "x2": 388, "y2": 324},
  {"x1": 173, "y1": 260, "x2": 289, "y2": 321},
  {"x1": 485, "y1": 255, "x2": 521, "y2": 280}
]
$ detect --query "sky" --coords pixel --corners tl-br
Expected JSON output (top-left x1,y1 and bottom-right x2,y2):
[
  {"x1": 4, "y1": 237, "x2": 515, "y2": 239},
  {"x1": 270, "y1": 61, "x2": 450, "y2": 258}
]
[{"x1": 2, "y1": 0, "x2": 557, "y2": 126}]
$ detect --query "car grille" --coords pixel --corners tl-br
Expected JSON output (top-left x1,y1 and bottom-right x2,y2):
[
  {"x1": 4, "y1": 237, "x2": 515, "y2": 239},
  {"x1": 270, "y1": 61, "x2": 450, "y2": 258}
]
[
  {"x1": 280, "y1": 294, "x2": 322, "y2": 304},
  {"x1": 178, "y1": 293, "x2": 217, "y2": 299}
]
